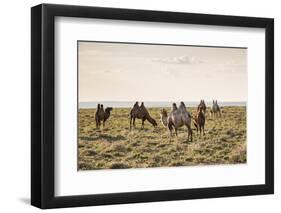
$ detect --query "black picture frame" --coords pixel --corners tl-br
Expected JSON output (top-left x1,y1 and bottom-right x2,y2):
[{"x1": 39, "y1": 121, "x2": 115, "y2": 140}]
[{"x1": 31, "y1": 3, "x2": 274, "y2": 209}]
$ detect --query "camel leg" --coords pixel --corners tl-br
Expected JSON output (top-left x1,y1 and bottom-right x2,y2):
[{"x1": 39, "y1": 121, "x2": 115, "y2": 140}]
[
  {"x1": 169, "y1": 129, "x2": 172, "y2": 142},
  {"x1": 168, "y1": 123, "x2": 173, "y2": 142},
  {"x1": 168, "y1": 126, "x2": 172, "y2": 142},
  {"x1": 175, "y1": 128, "x2": 179, "y2": 142},
  {"x1": 199, "y1": 125, "x2": 202, "y2": 136},
  {"x1": 141, "y1": 118, "x2": 146, "y2": 129},
  {"x1": 97, "y1": 119, "x2": 101, "y2": 129},
  {"x1": 133, "y1": 117, "x2": 136, "y2": 128},
  {"x1": 203, "y1": 125, "x2": 205, "y2": 136},
  {"x1": 187, "y1": 125, "x2": 193, "y2": 142},
  {"x1": 129, "y1": 116, "x2": 132, "y2": 130},
  {"x1": 96, "y1": 119, "x2": 99, "y2": 129}
]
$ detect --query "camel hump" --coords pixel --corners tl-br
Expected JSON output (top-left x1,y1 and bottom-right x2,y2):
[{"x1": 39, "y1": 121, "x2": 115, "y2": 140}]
[{"x1": 133, "y1": 101, "x2": 139, "y2": 108}]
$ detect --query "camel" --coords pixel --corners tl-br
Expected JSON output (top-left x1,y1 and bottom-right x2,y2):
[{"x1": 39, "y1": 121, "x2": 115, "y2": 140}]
[
  {"x1": 197, "y1": 99, "x2": 206, "y2": 114},
  {"x1": 95, "y1": 104, "x2": 113, "y2": 128},
  {"x1": 160, "y1": 108, "x2": 169, "y2": 127},
  {"x1": 103, "y1": 107, "x2": 113, "y2": 126},
  {"x1": 160, "y1": 102, "x2": 193, "y2": 142},
  {"x1": 95, "y1": 104, "x2": 104, "y2": 128},
  {"x1": 193, "y1": 105, "x2": 205, "y2": 135},
  {"x1": 129, "y1": 102, "x2": 157, "y2": 130},
  {"x1": 210, "y1": 100, "x2": 221, "y2": 118}
]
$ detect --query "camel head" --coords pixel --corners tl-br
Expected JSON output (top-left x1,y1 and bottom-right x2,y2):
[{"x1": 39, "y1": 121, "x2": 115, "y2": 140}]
[
  {"x1": 151, "y1": 118, "x2": 157, "y2": 127},
  {"x1": 160, "y1": 108, "x2": 168, "y2": 117},
  {"x1": 97, "y1": 104, "x2": 100, "y2": 109},
  {"x1": 105, "y1": 107, "x2": 113, "y2": 113}
]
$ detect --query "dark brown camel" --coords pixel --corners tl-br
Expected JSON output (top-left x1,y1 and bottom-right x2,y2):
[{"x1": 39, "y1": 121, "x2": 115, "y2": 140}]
[
  {"x1": 95, "y1": 104, "x2": 103, "y2": 128},
  {"x1": 129, "y1": 102, "x2": 157, "y2": 130},
  {"x1": 197, "y1": 99, "x2": 206, "y2": 114},
  {"x1": 103, "y1": 107, "x2": 113, "y2": 126},
  {"x1": 193, "y1": 105, "x2": 205, "y2": 136},
  {"x1": 95, "y1": 104, "x2": 113, "y2": 128}
]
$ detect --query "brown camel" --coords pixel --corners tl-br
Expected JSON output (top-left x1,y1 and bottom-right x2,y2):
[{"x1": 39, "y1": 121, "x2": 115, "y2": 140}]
[
  {"x1": 95, "y1": 104, "x2": 113, "y2": 128},
  {"x1": 95, "y1": 104, "x2": 103, "y2": 128},
  {"x1": 103, "y1": 107, "x2": 113, "y2": 126},
  {"x1": 129, "y1": 102, "x2": 157, "y2": 130},
  {"x1": 197, "y1": 99, "x2": 206, "y2": 114},
  {"x1": 193, "y1": 105, "x2": 205, "y2": 135}
]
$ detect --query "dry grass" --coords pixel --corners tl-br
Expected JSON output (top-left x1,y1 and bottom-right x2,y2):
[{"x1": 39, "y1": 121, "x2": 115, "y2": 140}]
[{"x1": 78, "y1": 106, "x2": 246, "y2": 170}]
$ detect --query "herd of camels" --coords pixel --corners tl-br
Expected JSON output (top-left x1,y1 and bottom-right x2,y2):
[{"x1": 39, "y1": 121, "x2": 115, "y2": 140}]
[{"x1": 95, "y1": 100, "x2": 221, "y2": 142}]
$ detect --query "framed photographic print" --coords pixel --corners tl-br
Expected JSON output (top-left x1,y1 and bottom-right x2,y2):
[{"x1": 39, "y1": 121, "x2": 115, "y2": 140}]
[{"x1": 31, "y1": 4, "x2": 274, "y2": 209}]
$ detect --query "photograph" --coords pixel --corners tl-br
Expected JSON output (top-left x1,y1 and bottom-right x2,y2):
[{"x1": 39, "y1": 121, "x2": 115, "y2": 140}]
[
  {"x1": 78, "y1": 41, "x2": 247, "y2": 170},
  {"x1": 30, "y1": 3, "x2": 274, "y2": 209}
]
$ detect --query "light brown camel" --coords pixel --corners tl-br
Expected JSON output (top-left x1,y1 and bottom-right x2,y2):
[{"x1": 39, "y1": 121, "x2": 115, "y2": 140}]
[
  {"x1": 129, "y1": 102, "x2": 157, "y2": 130},
  {"x1": 160, "y1": 102, "x2": 193, "y2": 142},
  {"x1": 210, "y1": 100, "x2": 221, "y2": 118}
]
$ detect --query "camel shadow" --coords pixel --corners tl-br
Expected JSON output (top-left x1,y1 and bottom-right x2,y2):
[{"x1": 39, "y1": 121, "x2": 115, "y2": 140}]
[{"x1": 80, "y1": 134, "x2": 126, "y2": 142}]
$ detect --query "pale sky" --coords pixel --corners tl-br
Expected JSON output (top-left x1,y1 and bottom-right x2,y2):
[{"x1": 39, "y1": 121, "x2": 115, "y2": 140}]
[{"x1": 78, "y1": 41, "x2": 247, "y2": 102}]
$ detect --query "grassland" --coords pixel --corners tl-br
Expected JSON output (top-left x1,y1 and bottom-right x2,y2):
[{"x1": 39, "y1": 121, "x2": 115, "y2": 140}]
[{"x1": 78, "y1": 106, "x2": 246, "y2": 170}]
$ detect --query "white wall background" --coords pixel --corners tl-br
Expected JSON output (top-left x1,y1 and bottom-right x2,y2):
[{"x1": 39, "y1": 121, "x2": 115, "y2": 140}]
[{"x1": 0, "y1": 0, "x2": 279, "y2": 212}]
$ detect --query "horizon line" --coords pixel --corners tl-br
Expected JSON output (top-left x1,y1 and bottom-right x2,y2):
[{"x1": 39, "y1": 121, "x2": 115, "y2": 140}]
[{"x1": 79, "y1": 100, "x2": 247, "y2": 103}]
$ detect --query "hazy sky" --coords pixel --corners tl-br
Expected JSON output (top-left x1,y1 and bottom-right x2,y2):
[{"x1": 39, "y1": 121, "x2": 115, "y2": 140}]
[{"x1": 78, "y1": 41, "x2": 247, "y2": 102}]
